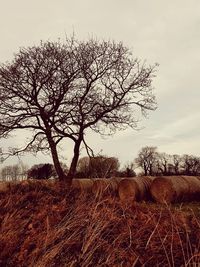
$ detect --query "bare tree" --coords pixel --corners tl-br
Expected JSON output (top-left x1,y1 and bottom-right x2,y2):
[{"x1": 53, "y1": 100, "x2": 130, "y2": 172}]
[
  {"x1": 171, "y1": 154, "x2": 182, "y2": 175},
  {"x1": 0, "y1": 37, "x2": 157, "y2": 182},
  {"x1": 89, "y1": 156, "x2": 120, "y2": 178},
  {"x1": 76, "y1": 156, "x2": 90, "y2": 178},
  {"x1": 19, "y1": 162, "x2": 29, "y2": 180},
  {"x1": 0, "y1": 148, "x2": 3, "y2": 164},
  {"x1": 118, "y1": 162, "x2": 136, "y2": 177},
  {"x1": 0, "y1": 40, "x2": 79, "y2": 183},
  {"x1": 76, "y1": 155, "x2": 119, "y2": 178},
  {"x1": 1, "y1": 166, "x2": 11, "y2": 181},
  {"x1": 135, "y1": 146, "x2": 158, "y2": 176},
  {"x1": 181, "y1": 154, "x2": 200, "y2": 176},
  {"x1": 155, "y1": 152, "x2": 171, "y2": 175}
]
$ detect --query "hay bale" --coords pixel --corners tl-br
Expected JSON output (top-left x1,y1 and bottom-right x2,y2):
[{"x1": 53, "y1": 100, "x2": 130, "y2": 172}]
[
  {"x1": 150, "y1": 176, "x2": 200, "y2": 204},
  {"x1": 19, "y1": 179, "x2": 93, "y2": 192},
  {"x1": 92, "y1": 177, "x2": 122, "y2": 197},
  {"x1": 118, "y1": 176, "x2": 155, "y2": 203},
  {"x1": 182, "y1": 176, "x2": 200, "y2": 200},
  {"x1": 12, "y1": 179, "x2": 57, "y2": 192},
  {"x1": 71, "y1": 178, "x2": 94, "y2": 192}
]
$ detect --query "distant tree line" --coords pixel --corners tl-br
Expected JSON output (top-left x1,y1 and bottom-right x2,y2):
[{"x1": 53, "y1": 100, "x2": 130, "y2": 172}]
[
  {"x1": 0, "y1": 156, "x2": 136, "y2": 181},
  {"x1": 76, "y1": 156, "x2": 136, "y2": 178},
  {"x1": 135, "y1": 146, "x2": 200, "y2": 176},
  {"x1": 1, "y1": 146, "x2": 199, "y2": 181},
  {"x1": 0, "y1": 162, "x2": 28, "y2": 181}
]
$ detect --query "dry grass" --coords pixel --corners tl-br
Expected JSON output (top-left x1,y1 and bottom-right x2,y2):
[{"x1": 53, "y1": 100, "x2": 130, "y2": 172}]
[{"x1": 0, "y1": 180, "x2": 200, "y2": 266}]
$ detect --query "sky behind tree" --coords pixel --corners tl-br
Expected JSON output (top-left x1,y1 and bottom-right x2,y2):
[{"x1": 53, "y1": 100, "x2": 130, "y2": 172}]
[{"x1": 0, "y1": 0, "x2": 200, "y2": 167}]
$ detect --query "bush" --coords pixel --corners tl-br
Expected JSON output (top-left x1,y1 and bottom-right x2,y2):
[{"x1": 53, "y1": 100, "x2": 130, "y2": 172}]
[{"x1": 27, "y1": 164, "x2": 55, "y2": 180}]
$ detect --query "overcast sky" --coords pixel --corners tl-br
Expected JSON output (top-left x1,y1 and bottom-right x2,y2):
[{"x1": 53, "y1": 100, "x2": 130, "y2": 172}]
[{"x1": 0, "y1": 0, "x2": 200, "y2": 168}]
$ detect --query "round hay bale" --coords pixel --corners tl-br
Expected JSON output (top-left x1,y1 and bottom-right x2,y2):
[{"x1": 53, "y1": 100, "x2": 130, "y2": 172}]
[
  {"x1": 92, "y1": 177, "x2": 122, "y2": 197},
  {"x1": 118, "y1": 176, "x2": 155, "y2": 203},
  {"x1": 181, "y1": 176, "x2": 200, "y2": 201},
  {"x1": 150, "y1": 176, "x2": 200, "y2": 204},
  {"x1": 71, "y1": 179, "x2": 94, "y2": 192}
]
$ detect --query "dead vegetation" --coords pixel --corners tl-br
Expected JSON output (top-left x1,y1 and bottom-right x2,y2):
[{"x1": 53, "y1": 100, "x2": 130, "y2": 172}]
[{"x1": 0, "y1": 180, "x2": 200, "y2": 267}]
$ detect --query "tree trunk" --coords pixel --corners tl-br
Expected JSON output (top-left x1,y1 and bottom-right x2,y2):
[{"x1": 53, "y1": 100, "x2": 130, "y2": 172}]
[
  {"x1": 149, "y1": 164, "x2": 153, "y2": 176},
  {"x1": 67, "y1": 139, "x2": 82, "y2": 179},
  {"x1": 47, "y1": 134, "x2": 72, "y2": 185},
  {"x1": 144, "y1": 163, "x2": 148, "y2": 176},
  {"x1": 174, "y1": 165, "x2": 179, "y2": 175}
]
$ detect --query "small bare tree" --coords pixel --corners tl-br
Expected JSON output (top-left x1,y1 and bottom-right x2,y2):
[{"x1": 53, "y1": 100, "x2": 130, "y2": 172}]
[
  {"x1": 155, "y1": 152, "x2": 171, "y2": 175},
  {"x1": 135, "y1": 146, "x2": 158, "y2": 176},
  {"x1": 181, "y1": 154, "x2": 200, "y2": 176},
  {"x1": 77, "y1": 155, "x2": 119, "y2": 178},
  {"x1": 118, "y1": 162, "x2": 136, "y2": 177},
  {"x1": 171, "y1": 154, "x2": 182, "y2": 175},
  {"x1": 0, "y1": 37, "x2": 157, "y2": 183},
  {"x1": 76, "y1": 157, "x2": 90, "y2": 178}
]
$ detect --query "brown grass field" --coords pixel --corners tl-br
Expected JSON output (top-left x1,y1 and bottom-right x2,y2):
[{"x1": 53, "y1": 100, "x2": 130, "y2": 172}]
[{"x1": 0, "y1": 180, "x2": 199, "y2": 267}]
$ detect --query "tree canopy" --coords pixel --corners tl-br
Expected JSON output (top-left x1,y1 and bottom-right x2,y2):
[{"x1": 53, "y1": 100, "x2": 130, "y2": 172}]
[
  {"x1": 0, "y1": 37, "x2": 157, "y2": 182},
  {"x1": 27, "y1": 163, "x2": 55, "y2": 180},
  {"x1": 77, "y1": 155, "x2": 119, "y2": 178}
]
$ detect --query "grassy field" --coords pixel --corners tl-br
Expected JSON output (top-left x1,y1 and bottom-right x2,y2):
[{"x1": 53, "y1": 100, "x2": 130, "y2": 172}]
[{"x1": 0, "y1": 180, "x2": 199, "y2": 267}]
